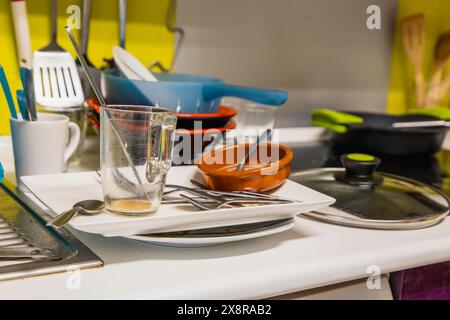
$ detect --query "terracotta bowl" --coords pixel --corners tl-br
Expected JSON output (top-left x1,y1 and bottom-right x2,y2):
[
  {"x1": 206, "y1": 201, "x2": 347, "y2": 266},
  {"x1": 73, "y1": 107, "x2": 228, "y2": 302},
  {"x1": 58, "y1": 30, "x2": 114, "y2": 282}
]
[
  {"x1": 198, "y1": 143, "x2": 293, "y2": 192},
  {"x1": 176, "y1": 105, "x2": 238, "y2": 129}
]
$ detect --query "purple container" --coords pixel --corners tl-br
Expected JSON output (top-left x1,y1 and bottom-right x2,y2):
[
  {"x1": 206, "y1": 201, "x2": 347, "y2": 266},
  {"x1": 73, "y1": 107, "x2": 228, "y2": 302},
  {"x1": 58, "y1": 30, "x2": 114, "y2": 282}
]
[{"x1": 390, "y1": 261, "x2": 450, "y2": 300}]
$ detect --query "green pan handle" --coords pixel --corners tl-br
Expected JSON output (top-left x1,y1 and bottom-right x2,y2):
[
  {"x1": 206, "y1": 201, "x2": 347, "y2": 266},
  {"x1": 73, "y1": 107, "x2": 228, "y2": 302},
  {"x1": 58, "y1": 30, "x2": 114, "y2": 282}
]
[
  {"x1": 311, "y1": 109, "x2": 364, "y2": 134},
  {"x1": 409, "y1": 107, "x2": 450, "y2": 120}
]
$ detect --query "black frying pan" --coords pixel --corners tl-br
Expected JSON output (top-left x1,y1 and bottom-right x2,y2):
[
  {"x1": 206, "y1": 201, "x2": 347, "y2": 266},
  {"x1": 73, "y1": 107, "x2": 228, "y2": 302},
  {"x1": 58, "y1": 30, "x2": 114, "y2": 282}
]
[{"x1": 313, "y1": 110, "x2": 448, "y2": 156}]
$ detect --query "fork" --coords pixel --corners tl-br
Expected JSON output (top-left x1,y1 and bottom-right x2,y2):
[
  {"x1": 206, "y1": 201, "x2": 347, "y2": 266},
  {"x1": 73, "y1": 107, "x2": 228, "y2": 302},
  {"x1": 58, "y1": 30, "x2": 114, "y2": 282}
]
[
  {"x1": 178, "y1": 194, "x2": 290, "y2": 210},
  {"x1": 166, "y1": 184, "x2": 240, "y2": 208},
  {"x1": 97, "y1": 172, "x2": 295, "y2": 208},
  {"x1": 188, "y1": 180, "x2": 297, "y2": 202}
]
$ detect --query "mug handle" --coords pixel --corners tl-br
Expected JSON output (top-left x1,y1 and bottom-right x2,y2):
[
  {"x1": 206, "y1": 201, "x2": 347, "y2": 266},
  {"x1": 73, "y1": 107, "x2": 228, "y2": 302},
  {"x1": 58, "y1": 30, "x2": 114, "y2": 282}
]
[{"x1": 64, "y1": 122, "x2": 81, "y2": 164}]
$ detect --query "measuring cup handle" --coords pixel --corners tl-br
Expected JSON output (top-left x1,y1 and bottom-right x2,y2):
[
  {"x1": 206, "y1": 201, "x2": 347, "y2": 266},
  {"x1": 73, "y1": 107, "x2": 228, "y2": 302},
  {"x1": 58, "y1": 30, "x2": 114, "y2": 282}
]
[{"x1": 64, "y1": 121, "x2": 81, "y2": 164}]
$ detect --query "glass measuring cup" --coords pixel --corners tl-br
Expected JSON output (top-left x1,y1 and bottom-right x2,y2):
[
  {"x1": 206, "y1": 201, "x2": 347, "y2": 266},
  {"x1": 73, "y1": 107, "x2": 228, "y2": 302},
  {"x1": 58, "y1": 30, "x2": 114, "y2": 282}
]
[{"x1": 100, "y1": 105, "x2": 177, "y2": 216}]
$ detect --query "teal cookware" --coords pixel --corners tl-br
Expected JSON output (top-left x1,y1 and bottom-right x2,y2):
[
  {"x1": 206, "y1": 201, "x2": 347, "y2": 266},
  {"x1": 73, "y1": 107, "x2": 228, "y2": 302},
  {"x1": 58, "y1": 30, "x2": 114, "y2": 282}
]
[{"x1": 101, "y1": 71, "x2": 288, "y2": 113}]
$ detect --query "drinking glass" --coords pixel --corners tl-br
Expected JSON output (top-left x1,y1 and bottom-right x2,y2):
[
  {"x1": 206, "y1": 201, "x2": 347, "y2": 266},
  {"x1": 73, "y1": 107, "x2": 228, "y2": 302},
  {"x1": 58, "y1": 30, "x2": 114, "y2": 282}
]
[
  {"x1": 235, "y1": 102, "x2": 278, "y2": 130},
  {"x1": 100, "y1": 105, "x2": 177, "y2": 216}
]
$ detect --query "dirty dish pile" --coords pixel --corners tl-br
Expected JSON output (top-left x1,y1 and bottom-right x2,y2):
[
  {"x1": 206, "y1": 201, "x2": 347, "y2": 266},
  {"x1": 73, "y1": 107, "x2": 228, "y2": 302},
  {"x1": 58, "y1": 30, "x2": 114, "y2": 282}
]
[
  {"x1": 21, "y1": 136, "x2": 314, "y2": 247},
  {"x1": 101, "y1": 71, "x2": 288, "y2": 114},
  {"x1": 21, "y1": 165, "x2": 335, "y2": 247},
  {"x1": 84, "y1": 98, "x2": 240, "y2": 162}
]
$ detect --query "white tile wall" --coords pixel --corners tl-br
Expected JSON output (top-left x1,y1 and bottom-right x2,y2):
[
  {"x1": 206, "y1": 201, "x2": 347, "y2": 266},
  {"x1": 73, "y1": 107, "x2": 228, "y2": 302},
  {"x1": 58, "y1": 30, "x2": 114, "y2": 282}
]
[{"x1": 175, "y1": 0, "x2": 398, "y2": 126}]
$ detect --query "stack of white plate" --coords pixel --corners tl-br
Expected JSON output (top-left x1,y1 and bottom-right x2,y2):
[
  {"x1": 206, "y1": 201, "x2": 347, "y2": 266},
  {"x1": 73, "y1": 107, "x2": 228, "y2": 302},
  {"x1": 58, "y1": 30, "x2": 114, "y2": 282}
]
[{"x1": 21, "y1": 166, "x2": 335, "y2": 247}]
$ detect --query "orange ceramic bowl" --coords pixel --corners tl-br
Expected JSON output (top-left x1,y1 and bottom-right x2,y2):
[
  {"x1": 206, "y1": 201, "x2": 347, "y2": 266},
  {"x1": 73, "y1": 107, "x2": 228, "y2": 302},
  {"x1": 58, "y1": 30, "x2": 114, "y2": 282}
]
[
  {"x1": 198, "y1": 143, "x2": 293, "y2": 192},
  {"x1": 176, "y1": 105, "x2": 238, "y2": 129}
]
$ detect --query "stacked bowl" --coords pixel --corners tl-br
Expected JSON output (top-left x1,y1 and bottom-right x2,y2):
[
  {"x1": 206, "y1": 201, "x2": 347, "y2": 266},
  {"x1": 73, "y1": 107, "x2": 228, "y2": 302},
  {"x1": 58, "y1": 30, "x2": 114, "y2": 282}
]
[{"x1": 84, "y1": 70, "x2": 288, "y2": 162}]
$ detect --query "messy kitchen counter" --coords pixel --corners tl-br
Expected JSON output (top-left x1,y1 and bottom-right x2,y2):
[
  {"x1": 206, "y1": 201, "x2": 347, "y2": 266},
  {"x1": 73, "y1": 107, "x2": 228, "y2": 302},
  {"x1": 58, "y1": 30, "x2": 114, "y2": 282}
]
[{"x1": 1, "y1": 130, "x2": 450, "y2": 299}]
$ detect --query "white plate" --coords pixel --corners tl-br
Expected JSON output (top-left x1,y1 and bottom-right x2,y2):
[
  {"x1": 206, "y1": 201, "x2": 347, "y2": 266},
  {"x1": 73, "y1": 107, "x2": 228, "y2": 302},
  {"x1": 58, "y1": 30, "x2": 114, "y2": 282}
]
[
  {"x1": 113, "y1": 46, "x2": 158, "y2": 82},
  {"x1": 20, "y1": 166, "x2": 335, "y2": 237},
  {"x1": 126, "y1": 218, "x2": 296, "y2": 248}
]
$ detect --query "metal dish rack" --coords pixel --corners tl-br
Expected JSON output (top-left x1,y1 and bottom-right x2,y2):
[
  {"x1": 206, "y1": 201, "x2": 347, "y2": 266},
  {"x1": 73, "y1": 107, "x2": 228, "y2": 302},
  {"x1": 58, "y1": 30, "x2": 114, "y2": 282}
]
[{"x1": 0, "y1": 179, "x2": 102, "y2": 281}]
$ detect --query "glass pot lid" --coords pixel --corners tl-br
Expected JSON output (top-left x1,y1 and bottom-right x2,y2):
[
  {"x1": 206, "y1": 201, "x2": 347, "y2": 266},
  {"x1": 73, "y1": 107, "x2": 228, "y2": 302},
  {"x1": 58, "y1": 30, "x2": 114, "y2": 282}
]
[{"x1": 290, "y1": 154, "x2": 450, "y2": 229}]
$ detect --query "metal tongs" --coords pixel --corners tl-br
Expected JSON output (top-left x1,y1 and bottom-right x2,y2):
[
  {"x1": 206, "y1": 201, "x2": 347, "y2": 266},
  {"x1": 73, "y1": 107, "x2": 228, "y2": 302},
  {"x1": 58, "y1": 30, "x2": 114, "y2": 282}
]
[{"x1": 0, "y1": 247, "x2": 61, "y2": 260}]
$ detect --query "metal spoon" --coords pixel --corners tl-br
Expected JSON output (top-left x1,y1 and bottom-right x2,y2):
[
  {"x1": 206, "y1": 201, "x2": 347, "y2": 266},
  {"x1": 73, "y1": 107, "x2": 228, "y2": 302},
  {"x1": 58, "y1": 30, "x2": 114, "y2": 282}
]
[
  {"x1": 235, "y1": 129, "x2": 272, "y2": 171},
  {"x1": 47, "y1": 200, "x2": 104, "y2": 229}
]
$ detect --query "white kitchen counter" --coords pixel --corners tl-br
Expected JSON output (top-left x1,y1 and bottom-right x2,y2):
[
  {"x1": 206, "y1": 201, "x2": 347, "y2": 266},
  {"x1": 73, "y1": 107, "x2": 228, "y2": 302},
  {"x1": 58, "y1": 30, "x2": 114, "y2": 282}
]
[{"x1": 0, "y1": 134, "x2": 448, "y2": 299}]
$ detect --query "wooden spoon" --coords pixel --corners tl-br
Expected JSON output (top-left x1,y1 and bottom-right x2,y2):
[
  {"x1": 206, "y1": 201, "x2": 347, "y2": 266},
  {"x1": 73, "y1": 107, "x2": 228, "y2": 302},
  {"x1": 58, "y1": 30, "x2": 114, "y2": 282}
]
[
  {"x1": 426, "y1": 70, "x2": 450, "y2": 105},
  {"x1": 401, "y1": 14, "x2": 426, "y2": 108},
  {"x1": 426, "y1": 32, "x2": 450, "y2": 106}
]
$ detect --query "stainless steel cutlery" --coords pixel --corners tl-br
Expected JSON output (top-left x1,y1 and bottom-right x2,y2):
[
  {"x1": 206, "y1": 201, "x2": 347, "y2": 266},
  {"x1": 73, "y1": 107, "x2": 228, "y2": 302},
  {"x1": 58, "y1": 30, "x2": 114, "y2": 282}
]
[
  {"x1": 47, "y1": 199, "x2": 104, "y2": 229},
  {"x1": 96, "y1": 170, "x2": 295, "y2": 211}
]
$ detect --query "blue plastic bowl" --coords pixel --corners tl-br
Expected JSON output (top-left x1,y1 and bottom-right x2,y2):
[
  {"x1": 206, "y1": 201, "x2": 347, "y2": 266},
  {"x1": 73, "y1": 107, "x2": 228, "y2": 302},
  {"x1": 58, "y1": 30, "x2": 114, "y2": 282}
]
[{"x1": 101, "y1": 71, "x2": 288, "y2": 113}]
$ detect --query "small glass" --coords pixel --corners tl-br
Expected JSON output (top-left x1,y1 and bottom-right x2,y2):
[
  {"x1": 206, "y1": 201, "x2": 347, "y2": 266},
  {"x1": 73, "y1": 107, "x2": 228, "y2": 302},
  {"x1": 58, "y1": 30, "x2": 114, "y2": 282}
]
[
  {"x1": 222, "y1": 99, "x2": 278, "y2": 132},
  {"x1": 235, "y1": 102, "x2": 278, "y2": 130},
  {"x1": 100, "y1": 105, "x2": 177, "y2": 216},
  {"x1": 221, "y1": 99, "x2": 278, "y2": 145}
]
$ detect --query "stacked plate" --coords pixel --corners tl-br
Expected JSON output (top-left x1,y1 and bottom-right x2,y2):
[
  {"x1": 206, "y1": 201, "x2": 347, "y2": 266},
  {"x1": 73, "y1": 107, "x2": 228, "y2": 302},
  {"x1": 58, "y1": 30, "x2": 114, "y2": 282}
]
[
  {"x1": 84, "y1": 99, "x2": 238, "y2": 161},
  {"x1": 20, "y1": 166, "x2": 335, "y2": 247}
]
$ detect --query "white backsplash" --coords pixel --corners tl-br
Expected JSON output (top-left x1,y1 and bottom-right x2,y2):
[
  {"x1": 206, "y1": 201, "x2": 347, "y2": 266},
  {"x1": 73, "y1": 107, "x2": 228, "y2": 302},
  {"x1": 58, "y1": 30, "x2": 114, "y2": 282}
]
[{"x1": 175, "y1": 0, "x2": 398, "y2": 127}]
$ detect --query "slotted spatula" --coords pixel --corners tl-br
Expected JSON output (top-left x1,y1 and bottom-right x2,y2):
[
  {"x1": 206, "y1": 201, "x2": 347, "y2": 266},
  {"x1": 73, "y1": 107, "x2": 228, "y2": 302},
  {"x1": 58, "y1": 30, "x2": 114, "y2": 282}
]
[{"x1": 32, "y1": 0, "x2": 84, "y2": 109}]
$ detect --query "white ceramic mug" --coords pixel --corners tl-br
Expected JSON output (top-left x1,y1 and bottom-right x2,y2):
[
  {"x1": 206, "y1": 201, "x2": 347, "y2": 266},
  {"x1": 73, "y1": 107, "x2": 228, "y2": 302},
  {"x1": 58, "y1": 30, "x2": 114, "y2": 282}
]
[{"x1": 10, "y1": 113, "x2": 81, "y2": 182}]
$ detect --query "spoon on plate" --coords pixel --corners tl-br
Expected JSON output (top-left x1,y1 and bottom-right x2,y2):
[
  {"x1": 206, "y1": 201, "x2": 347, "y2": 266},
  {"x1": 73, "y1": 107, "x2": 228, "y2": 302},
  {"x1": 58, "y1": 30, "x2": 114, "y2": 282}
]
[{"x1": 47, "y1": 200, "x2": 104, "y2": 229}]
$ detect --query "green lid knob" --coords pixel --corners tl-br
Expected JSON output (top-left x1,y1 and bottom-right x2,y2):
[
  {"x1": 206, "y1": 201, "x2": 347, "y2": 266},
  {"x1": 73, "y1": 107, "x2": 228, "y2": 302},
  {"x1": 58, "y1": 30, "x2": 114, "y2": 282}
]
[
  {"x1": 347, "y1": 153, "x2": 375, "y2": 162},
  {"x1": 335, "y1": 153, "x2": 383, "y2": 187}
]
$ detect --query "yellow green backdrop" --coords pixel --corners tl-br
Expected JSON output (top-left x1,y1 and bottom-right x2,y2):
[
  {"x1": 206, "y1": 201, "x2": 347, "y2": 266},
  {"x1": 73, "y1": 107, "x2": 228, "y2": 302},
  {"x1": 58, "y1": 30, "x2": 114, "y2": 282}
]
[
  {"x1": 388, "y1": 0, "x2": 450, "y2": 114},
  {"x1": 0, "y1": 0, "x2": 174, "y2": 135},
  {"x1": 3, "y1": 1, "x2": 450, "y2": 134}
]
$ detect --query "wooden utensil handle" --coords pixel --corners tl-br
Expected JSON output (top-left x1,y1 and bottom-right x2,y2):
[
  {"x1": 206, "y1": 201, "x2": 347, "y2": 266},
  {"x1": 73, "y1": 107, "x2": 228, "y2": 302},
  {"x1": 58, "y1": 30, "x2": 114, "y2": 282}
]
[
  {"x1": 425, "y1": 73, "x2": 450, "y2": 107},
  {"x1": 10, "y1": 0, "x2": 32, "y2": 67},
  {"x1": 429, "y1": 66, "x2": 444, "y2": 92},
  {"x1": 415, "y1": 72, "x2": 427, "y2": 108}
]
